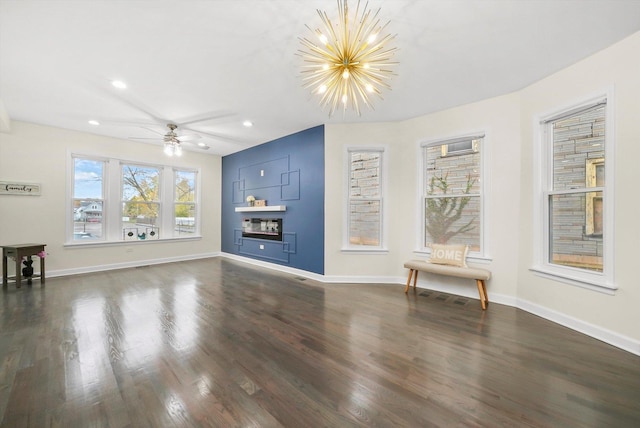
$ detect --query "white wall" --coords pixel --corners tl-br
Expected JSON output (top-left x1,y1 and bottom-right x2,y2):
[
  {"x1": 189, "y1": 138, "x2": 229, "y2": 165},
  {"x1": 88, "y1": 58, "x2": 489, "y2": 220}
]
[
  {"x1": 0, "y1": 121, "x2": 221, "y2": 275},
  {"x1": 516, "y1": 32, "x2": 640, "y2": 347},
  {"x1": 324, "y1": 31, "x2": 640, "y2": 353},
  {"x1": 324, "y1": 93, "x2": 523, "y2": 301}
]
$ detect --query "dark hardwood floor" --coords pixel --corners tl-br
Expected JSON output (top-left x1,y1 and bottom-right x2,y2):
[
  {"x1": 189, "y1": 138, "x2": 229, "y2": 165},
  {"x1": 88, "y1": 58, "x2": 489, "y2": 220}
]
[{"x1": 1, "y1": 257, "x2": 639, "y2": 427}]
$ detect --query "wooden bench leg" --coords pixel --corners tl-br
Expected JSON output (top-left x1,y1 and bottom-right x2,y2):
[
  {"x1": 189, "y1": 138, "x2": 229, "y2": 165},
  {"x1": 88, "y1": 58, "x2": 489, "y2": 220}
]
[
  {"x1": 404, "y1": 269, "x2": 413, "y2": 294},
  {"x1": 476, "y1": 279, "x2": 489, "y2": 310},
  {"x1": 404, "y1": 269, "x2": 419, "y2": 293}
]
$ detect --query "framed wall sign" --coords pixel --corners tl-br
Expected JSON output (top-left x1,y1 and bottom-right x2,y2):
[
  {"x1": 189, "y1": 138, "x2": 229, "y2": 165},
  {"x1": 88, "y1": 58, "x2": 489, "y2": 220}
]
[{"x1": 0, "y1": 181, "x2": 41, "y2": 196}]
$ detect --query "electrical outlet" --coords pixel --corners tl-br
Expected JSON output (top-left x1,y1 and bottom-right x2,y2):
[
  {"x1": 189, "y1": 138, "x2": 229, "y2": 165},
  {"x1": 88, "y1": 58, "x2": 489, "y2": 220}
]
[
  {"x1": 260, "y1": 169, "x2": 264, "y2": 177},
  {"x1": 259, "y1": 244, "x2": 264, "y2": 250}
]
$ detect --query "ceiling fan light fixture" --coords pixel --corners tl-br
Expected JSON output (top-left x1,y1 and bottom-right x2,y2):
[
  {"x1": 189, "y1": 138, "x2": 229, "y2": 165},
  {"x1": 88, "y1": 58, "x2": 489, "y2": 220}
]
[{"x1": 164, "y1": 141, "x2": 175, "y2": 156}]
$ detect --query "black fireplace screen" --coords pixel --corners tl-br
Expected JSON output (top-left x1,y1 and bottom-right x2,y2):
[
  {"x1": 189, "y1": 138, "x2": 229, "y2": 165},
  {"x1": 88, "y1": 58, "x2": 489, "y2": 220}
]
[{"x1": 242, "y1": 218, "x2": 283, "y2": 241}]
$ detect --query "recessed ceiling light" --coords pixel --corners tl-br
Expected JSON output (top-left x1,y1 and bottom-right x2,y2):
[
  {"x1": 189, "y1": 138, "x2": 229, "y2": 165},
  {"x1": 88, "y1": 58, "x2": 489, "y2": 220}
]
[
  {"x1": 88, "y1": 120, "x2": 100, "y2": 126},
  {"x1": 111, "y1": 80, "x2": 127, "y2": 89},
  {"x1": 197, "y1": 142, "x2": 206, "y2": 147},
  {"x1": 243, "y1": 120, "x2": 253, "y2": 128}
]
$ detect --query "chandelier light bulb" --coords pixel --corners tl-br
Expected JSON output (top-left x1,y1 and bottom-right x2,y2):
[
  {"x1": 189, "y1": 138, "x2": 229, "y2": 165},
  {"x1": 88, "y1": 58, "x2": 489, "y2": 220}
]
[
  {"x1": 175, "y1": 144, "x2": 183, "y2": 156},
  {"x1": 299, "y1": 0, "x2": 398, "y2": 116},
  {"x1": 317, "y1": 31, "x2": 328, "y2": 45},
  {"x1": 164, "y1": 143, "x2": 174, "y2": 156}
]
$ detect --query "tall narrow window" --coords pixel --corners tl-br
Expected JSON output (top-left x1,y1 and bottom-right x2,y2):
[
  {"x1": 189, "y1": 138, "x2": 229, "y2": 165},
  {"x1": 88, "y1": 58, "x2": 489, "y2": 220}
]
[
  {"x1": 122, "y1": 164, "x2": 161, "y2": 240},
  {"x1": 174, "y1": 169, "x2": 197, "y2": 236},
  {"x1": 72, "y1": 157, "x2": 105, "y2": 240},
  {"x1": 534, "y1": 95, "x2": 614, "y2": 291},
  {"x1": 546, "y1": 104, "x2": 606, "y2": 272},
  {"x1": 346, "y1": 148, "x2": 384, "y2": 249},
  {"x1": 423, "y1": 136, "x2": 483, "y2": 254}
]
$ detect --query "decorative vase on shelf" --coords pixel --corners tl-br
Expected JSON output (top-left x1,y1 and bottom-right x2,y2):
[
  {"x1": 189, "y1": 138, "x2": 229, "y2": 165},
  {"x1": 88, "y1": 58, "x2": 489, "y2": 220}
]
[
  {"x1": 246, "y1": 195, "x2": 256, "y2": 207},
  {"x1": 248, "y1": 201, "x2": 254, "y2": 207}
]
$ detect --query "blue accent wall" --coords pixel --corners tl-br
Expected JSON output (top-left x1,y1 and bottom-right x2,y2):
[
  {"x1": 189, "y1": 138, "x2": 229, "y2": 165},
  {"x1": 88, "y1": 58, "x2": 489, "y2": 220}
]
[{"x1": 221, "y1": 125, "x2": 325, "y2": 274}]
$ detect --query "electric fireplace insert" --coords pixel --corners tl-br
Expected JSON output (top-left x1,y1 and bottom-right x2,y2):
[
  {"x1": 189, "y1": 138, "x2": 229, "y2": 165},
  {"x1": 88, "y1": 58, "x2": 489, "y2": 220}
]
[{"x1": 242, "y1": 218, "x2": 283, "y2": 241}]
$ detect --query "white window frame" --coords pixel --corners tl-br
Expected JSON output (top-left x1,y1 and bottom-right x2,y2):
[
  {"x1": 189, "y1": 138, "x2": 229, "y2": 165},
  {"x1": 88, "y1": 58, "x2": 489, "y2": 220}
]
[
  {"x1": 121, "y1": 162, "x2": 162, "y2": 240},
  {"x1": 418, "y1": 133, "x2": 488, "y2": 260},
  {"x1": 342, "y1": 146, "x2": 388, "y2": 253},
  {"x1": 532, "y1": 92, "x2": 616, "y2": 293},
  {"x1": 69, "y1": 155, "x2": 108, "y2": 242},
  {"x1": 173, "y1": 168, "x2": 199, "y2": 237},
  {"x1": 66, "y1": 152, "x2": 202, "y2": 246}
]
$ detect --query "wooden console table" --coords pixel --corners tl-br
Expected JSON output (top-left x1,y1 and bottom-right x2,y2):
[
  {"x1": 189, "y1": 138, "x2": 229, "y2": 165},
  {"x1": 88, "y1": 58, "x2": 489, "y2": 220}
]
[{"x1": 2, "y1": 243, "x2": 46, "y2": 288}]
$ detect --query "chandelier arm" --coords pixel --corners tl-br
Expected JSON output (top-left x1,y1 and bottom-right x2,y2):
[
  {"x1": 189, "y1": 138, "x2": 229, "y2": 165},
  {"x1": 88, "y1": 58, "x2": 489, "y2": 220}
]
[
  {"x1": 355, "y1": 37, "x2": 398, "y2": 60},
  {"x1": 298, "y1": 38, "x2": 336, "y2": 58},
  {"x1": 318, "y1": 11, "x2": 340, "y2": 53}
]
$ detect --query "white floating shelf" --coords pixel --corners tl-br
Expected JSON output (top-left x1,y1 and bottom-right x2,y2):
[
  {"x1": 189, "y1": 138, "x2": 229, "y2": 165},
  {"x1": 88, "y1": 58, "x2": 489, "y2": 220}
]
[{"x1": 235, "y1": 205, "x2": 287, "y2": 212}]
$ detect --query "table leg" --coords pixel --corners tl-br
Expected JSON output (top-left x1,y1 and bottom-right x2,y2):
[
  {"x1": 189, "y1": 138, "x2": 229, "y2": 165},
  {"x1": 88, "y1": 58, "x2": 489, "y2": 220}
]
[
  {"x1": 2, "y1": 254, "x2": 7, "y2": 288},
  {"x1": 40, "y1": 255, "x2": 45, "y2": 284},
  {"x1": 15, "y1": 256, "x2": 22, "y2": 288}
]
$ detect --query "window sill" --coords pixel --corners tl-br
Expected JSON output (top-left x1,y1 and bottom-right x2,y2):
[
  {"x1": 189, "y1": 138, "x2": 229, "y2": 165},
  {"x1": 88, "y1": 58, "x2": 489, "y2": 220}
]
[
  {"x1": 341, "y1": 247, "x2": 389, "y2": 255},
  {"x1": 529, "y1": 265, "x2": 616, "y2": 295},
  {"x1": 64, "y1": 235, "x2": 202, "y2": 248}
]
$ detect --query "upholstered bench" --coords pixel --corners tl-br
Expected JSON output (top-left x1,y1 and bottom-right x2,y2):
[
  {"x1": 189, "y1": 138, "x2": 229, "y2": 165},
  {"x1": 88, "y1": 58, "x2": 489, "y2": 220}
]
[{"x1": 403, "y1": 260, "x2": 491, "y2": 310}]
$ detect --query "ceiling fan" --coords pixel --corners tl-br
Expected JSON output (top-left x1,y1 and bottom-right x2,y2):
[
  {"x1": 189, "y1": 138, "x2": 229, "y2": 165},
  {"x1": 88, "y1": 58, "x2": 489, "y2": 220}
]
[
  {"x1": 162, "y1": 123, "x2": 205, "y2": 156},
  {"x1": 128, "y1": 123, "x2": 210, "y2": 156},
  {"x1": 104, "y1": 88, "x2": 248, "y2": 153}
]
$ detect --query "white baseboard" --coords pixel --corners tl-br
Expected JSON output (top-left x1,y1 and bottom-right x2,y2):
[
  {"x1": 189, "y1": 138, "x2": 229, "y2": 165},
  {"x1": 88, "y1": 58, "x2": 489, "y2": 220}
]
[
  {"x1": 517, "y1": 298, "x2": 640, "y2": 356},
  {"x1": 47, "y1": 252, "x2": 221, "y2": 278},
  {"x1": 219, "y1": 253, "x2": 327, "y2": 282}
]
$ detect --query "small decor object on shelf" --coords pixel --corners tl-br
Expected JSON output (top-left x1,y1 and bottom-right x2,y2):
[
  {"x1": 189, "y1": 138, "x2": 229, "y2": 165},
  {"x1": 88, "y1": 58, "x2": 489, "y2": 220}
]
[
  {"x1": 246, "y1": 195, "x2": 256, "y2": 207},
  {"x1": 255, "y1": 199, "x2": 266, "y2": 207}
]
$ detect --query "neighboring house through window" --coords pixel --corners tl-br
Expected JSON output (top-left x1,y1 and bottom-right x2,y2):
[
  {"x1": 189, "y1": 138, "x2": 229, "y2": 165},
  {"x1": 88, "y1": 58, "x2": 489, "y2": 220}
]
[
  {"x1": 421, "y1": 135, "x2": 484, "y2": 256},
  {"x1": 72, "y1": 157, "x2": 105, "y2": 240},
  {"x1": 344, "y1": 147, "x2": 386, "y2": 251},
  {"x1": 174, "y1": 169, "x2": 197, "y2": 236},
  {"x1": 534, "y1": 95, "x2": 614, "y2": 291}
]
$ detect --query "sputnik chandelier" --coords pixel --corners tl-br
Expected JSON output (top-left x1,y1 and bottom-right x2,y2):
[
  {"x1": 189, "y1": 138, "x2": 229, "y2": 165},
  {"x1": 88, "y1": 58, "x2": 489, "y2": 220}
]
[{"x1": 298, "y1": 0, "x2": 398, "y2": 117}]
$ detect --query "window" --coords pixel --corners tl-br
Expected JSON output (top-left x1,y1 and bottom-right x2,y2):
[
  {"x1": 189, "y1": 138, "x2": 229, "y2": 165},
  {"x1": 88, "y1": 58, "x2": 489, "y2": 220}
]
[
  {"x1": 174, "y1": 170, "x2": 197, "y2": 236},
  {"x1": 72, "y1": 157, "x2": 105, "y2": 240},
  {"x1": 68, "y1": 155, "x2": 200, "y2": 244},
  {"x1": 535, "y1": 96, "x2": 614, "y2": 291},
  {"x1": 422, "y1": 135, "x2": 483, "y2": 255},
  {"x1": 345, "y1": 148, "x2": 385, "y2": 250},
  {"x1": 122, "y1": 165, "x2": 161, "y2": 240}
]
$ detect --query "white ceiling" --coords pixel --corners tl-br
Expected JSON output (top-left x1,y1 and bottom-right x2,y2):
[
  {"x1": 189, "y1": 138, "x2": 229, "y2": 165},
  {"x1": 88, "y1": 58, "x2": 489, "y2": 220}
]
[{"x1": 1, "y1": 0, "x2": 639, "y2": 156}]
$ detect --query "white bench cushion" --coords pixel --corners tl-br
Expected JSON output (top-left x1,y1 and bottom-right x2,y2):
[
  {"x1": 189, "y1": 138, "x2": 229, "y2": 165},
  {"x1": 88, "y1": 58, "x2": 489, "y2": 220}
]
[{"x1": 404, "y1": 260, "x2": 491, "y2": 281}]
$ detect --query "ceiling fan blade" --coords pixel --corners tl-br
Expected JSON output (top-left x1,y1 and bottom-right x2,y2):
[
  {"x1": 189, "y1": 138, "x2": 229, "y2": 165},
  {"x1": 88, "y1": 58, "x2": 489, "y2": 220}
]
[
  {"x1": 176, "y1": 134, "x2": 201, "y2": 142},
  {"x1": 140, "y1": 126, "x2": 166, "y2": 136},
  {"x1": 182, "y1": 141, "x2": 210, "y2": 150},
  {"x1": 182, "y1": 126, "x2": 249, "y2": 145},
  {"x1": 175, "y1": 111, "x2": 237, "y2": 126},
  {"x1": 128, "y1": 136, "x2": 161, "y2": 141}
]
